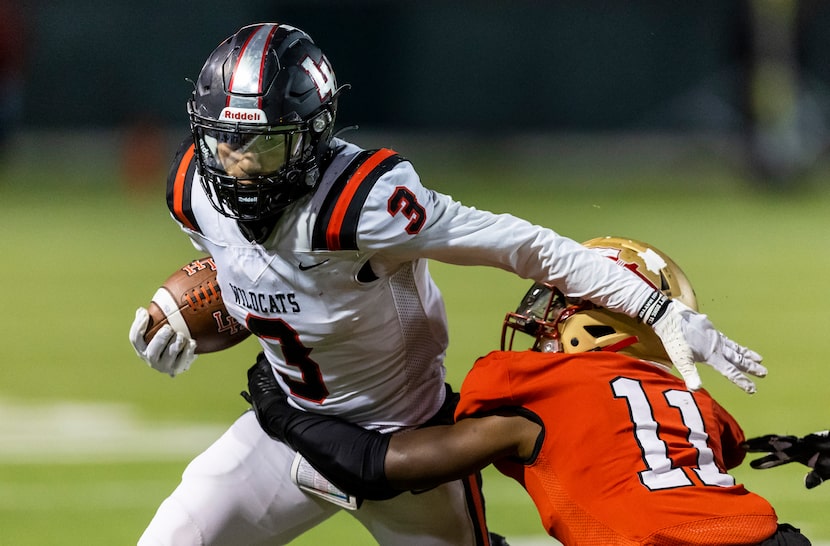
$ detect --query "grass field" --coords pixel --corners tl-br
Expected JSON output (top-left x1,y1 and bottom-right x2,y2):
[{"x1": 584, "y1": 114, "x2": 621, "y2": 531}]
[{"x1": 2, "y1": 136, "x2": 830, "y2": 545}]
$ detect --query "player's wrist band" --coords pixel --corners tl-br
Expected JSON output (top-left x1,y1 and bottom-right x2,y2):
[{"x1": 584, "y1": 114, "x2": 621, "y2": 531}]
[{"x1": 638, "y1": 292, "x2": 670, "y2": 325}]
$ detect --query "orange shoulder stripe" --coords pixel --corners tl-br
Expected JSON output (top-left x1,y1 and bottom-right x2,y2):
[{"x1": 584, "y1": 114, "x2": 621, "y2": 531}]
[
  {"x1": 173, "y1": 144, "x2": 197, "y2": 231},
  {"x1": 325, "y1": 148, "x2": 397, "y2": 250}
]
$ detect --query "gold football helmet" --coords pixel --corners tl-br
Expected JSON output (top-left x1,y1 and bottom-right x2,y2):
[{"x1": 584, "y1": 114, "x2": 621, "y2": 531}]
[{"x1": 501, "y1": 236, "x2": 698, "y2": 366}]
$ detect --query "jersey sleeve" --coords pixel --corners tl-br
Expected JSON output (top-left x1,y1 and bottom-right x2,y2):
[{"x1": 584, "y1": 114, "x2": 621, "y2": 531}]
[
  {"x1": 350, "y1": 155, "x2": 655, "y2": 318},
  {"x1": 311, "y1": 148, "x2": 409, "y2": 251},
  {"x1": 165, "y1": 137, "x2": 203, "y2": 234},
  {"x1": 454, "y1": 352, "x2": 517, "y2": 421},
  {"x1": 164, "y1": 137, "x2": 209, "y2": 253}
]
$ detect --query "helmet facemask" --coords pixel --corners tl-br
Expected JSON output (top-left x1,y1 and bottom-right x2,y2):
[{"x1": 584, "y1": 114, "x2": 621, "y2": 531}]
[
  {"x1": 189, "y1": 106, "x2": 334, "y2": 221},
  {"x1": 501, "y1": 283, "x2": 576, "y2": 353}
]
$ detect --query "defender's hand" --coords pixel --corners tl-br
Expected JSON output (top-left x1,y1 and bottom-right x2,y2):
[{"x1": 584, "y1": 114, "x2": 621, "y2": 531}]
[
  {"x1": 652, "y1": 300, "x2": 766, "y2": 393},
  {"x1": 129, "y1": 307, "x2": 197, "y2": 377},
  {"x1": 743, "y1": 431, "x2": 830, "y2": 489},
  {"x1": 244, "y1": 355, "x2": 294, "y2": 442}
]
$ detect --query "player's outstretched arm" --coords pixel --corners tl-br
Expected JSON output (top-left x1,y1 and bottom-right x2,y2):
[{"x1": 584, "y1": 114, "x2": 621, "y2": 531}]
[
  {"x1": 742, "y1": 431, "x2": 830, "y2": 489},
  {"x1": 244, "y1": 356, "x2": 540, "y2": 497},
  {"x1": 650, "y1": 298, "x2": 767, "y2": 393}
]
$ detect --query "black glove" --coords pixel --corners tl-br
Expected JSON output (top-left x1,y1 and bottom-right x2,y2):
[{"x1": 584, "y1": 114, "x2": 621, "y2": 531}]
[
  {"x1": 243, "y1": 353, "x2": 295, "y2": 443},
  {"x1": 742, "y1": 430, "x2": 830, "y2": 489},
  {"x1": 242, "y1": 353, "x2": 399, "y2": 500}
]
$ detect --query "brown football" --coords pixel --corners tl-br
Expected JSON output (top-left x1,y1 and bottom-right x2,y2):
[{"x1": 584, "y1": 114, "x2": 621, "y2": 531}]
[{"x1": 143, "y1": 257, "x2": 250, "y2": 354}]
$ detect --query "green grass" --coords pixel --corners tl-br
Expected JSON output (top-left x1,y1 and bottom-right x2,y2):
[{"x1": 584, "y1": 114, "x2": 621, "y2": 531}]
[{"x1": 2, "y1": 148, "x2": 830, "y2": 544}]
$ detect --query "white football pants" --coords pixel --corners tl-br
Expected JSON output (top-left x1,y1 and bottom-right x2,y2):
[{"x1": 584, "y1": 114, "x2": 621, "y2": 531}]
[{"x1": 137, "y1": 410, "x2": 491, "y2": 545}]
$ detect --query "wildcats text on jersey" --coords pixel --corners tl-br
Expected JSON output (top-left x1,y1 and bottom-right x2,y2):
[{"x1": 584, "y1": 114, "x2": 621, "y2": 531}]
[{"x1": 228, "y1": 283, "x2": 300, "y2": 314}]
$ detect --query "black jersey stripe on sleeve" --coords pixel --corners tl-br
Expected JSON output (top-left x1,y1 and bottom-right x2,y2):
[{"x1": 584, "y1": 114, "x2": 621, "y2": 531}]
[
  {"x1": 312, "y1": 149, "x2": 373, "y2": 250},
  {"x1": 312, "y1": 148, "x2": 403, "y2": 251},
  {"x1": 165, "y1": 139, "x2": 202, "y2": 234}
]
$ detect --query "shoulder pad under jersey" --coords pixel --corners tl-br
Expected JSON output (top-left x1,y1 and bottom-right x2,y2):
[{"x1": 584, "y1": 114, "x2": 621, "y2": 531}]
[
  {"x1": 166, "y1": 137, "x2": 202, "y2": 234},
  {"x1": 311, "y1": 148, "x2": 404, "y2": 251}
]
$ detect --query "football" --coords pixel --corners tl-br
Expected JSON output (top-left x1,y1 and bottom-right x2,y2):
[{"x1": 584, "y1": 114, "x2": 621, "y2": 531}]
[{"x1": 143, "y1": 257, "x2": 250, "y2": 353}]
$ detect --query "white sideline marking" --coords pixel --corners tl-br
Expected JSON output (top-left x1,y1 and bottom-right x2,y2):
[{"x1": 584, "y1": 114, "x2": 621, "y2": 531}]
[
  {"x1": 0, "y1": 480, "x2": 173, "y2": 510},
  {"x1": 0, "y1": 397, "x2": 227, "y2": 463}
]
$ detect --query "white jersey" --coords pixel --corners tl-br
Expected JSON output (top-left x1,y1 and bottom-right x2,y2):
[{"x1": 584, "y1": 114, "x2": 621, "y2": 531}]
[{"x1": 166, "y1": 137, "x2": 656, "y2": 430}]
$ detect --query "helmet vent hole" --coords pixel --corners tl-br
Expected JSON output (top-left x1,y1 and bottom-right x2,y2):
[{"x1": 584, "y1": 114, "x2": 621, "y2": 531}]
[
  {"x1": 584, "y1": 325, "x2": 616, "y2": 338},
  {"x1": 660, "y1": 272, "x2": 670, "y2": 292}
]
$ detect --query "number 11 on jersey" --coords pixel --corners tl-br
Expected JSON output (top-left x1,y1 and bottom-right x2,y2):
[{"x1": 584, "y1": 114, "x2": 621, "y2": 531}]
[{"x1": 611, "y1": 376, "x2": 735, "y2": 491}]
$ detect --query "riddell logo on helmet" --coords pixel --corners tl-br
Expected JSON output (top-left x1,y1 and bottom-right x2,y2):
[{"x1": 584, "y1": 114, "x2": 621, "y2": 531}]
[{"x1": 219, "y1": 108, "x2": 269, "y2": 123}]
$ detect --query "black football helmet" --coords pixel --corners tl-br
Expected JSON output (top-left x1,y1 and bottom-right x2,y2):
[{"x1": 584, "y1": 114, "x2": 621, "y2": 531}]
[{"x1": 188, "y1": 23, "x2": 346, "y2": 221}]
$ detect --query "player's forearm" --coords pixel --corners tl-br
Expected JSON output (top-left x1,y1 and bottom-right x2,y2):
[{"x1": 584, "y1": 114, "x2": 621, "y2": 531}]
[
  {"x1": 385, "y1": 415, "x2": 537, "y2": 490},
  {"x1": 385, "y1": 425, "x2": 509, "y2": 490},
  {"x1": 279, "y1": 411, "x2": 400, "y2": 500}
]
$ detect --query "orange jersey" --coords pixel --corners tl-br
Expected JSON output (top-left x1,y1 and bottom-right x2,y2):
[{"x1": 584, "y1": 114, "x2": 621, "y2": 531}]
[{"x1": 455, "y1": 351, "x2": 778, "y2": 545}]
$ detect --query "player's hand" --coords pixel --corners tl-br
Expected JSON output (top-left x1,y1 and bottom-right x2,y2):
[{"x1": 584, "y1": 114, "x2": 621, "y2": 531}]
[
  {"x1": 652, "y1": 300, "x2": 766, "y2": 393},
  {"x1": 129, "y1": 307, "x2": 197, "y2": 377},
  {"x1": 243, "y1": 355, "x2": 294, "y2": 442},
  {"x1": 742, "y1": 431, "x2": 830, "y2": 489}
]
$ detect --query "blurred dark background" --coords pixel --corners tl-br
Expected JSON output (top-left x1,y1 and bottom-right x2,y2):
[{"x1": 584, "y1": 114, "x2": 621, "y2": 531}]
[{"x1": 4, "y1": 0, "x2": 830, "y2": 185}]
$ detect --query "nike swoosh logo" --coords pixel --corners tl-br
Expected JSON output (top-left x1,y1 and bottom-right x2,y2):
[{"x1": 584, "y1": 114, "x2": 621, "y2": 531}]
[{"x1": 298, "y1": 259, "x2": 330, "y2": 271}]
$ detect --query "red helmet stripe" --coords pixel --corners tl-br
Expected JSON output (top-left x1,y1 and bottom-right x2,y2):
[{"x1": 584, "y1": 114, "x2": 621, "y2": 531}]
[{"x1": 601, "y1": 336, "x2": 639, "y2": 353}]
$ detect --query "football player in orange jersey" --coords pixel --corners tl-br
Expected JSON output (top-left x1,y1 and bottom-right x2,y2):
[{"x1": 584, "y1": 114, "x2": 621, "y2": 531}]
[{"x1": 246, "y1": 237, "x2": 811, "y2": 545}]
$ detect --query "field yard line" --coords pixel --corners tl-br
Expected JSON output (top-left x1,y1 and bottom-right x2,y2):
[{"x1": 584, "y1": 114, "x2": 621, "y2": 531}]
[
  {"x1": 0, "y1": 480, "x2": 173, "y2": 510},
  {"x1": 0, "y1": 397, "x2": 227, "y2": 463}
]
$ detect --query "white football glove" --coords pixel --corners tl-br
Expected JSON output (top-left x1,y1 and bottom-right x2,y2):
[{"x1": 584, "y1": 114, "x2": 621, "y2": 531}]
[
  {"x1": 129, "y1": 307, "x2": 197, "y2": 377},
  {"x1": 651, "y1": 300, "x2": 767, "y2": 393}
]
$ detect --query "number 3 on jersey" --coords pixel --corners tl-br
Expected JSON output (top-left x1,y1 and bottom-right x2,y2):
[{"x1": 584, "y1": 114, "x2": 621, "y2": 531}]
[
  {"x1": 388, "y1": 186, "x2": 426, "y2": 234},
  {"x1": 612, "y1": 376, "x2": 734, "y2": 491},
  {"x1": 246, "y1": 316, "x2": 329, "y2": 403}
]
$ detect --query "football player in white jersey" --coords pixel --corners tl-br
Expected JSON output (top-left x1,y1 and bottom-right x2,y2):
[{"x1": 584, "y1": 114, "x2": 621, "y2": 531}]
[{"x1": 128, "y1": 23, "x2": 767, "y2": 546}]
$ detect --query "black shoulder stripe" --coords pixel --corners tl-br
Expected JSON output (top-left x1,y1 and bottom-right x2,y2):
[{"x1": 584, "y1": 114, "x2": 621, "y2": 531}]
[
  {"x1": 338, "y1": 152, "x2": 404, "y2": 250},
  {"x1": 312, "y1": 150, "x2": 372, "y2": 249},
  {"x1": 312, "y1": 149, "x2": 404, "y2": 251},
  {"x1": 165, "y1": 138, "x2": 202, "y2": 234}
]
